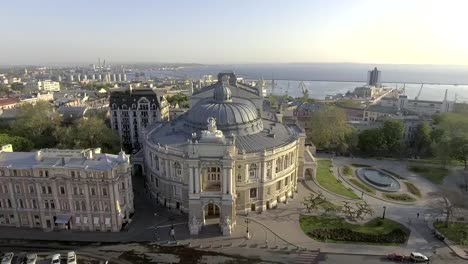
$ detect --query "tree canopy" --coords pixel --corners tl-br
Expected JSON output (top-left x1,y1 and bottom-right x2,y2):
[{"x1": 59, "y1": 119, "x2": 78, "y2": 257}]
[{"x1": 357, "y1": 119, "x2": 404, "y2": 157}]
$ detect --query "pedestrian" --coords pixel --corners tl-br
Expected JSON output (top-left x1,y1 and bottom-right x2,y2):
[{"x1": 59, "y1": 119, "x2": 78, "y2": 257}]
[{"x1": 417, "y1": 212, "x2": 420, "y2": 219}]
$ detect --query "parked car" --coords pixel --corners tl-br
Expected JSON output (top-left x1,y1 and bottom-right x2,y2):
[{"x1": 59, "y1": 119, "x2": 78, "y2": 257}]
[
  {"x1": 67, "y1": 251, "x2": 77, "y2": 264},
  {"x1": 26, "y1": 253, "x2": 37, "y2": 264},
  {"x1": 410, "y1": 252, "x2": 428, "y2": 262},
  {"x1": 50, "y1": 254, "x2": 60, "y2": 264},
  {"x1": 387, "y1": 253, "x2": 406, "y2": 262},
  {"x1": 0, "y1": 253, "x2": 14, "y2": 264}
]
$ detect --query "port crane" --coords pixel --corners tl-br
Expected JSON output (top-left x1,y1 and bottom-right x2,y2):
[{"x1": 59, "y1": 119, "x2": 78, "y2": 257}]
[{"x1": 415, "y1": 83, "x2": 424, "y2": 100}]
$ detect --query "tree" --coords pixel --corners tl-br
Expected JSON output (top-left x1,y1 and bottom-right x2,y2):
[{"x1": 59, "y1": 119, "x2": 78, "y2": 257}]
[
  {"x1": 307, "y1": 107, "x2": 353, "y2": 153},
  {"x1": 358, "y1": 128, "x2": 387, "y2": 156},
  {"x1": 302, "y1": 192, "x2": 326, "y2": 213},
  {"x1": 354, "y1": 201, "x2": 374, "y2": 220},
  {"x1": 57, "y1": 117, "x2": 120, "y2": 154},
  {"x1": 381, "y1": 119, "x2": 404, "y2": 155},
  {"x1": 412, "y1": 122, "x2": 432, "y2": 157},
  {"x1": 432, "y1": 135, "x2": 451, "y2": 168},
  {"x1": 166, "y1": 93, "x2": 189, "y2": 107},
  {"x1": 11, "y1": 101, "x2": 62, "y2": 148},
  {"x1": 433, "y1": 188, "x2": 467, "y2": 227},
  {"x1": 436, "y1": 113, "x2": 468, "y2": 169},
  {"x1": 0, "y1": 133, "x2": 33, "y2": 151}
]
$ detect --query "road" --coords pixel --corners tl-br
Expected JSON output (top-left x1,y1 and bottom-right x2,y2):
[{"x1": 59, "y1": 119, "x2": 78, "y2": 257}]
[{"x1": 319, "y1": 253, "x2": 467, "y2": 264}]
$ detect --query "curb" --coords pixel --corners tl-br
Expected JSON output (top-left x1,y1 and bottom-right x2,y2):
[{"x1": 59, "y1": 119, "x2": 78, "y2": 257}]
[{"x1": 338, "y1": 167, "x2": 418, "y2": 206}]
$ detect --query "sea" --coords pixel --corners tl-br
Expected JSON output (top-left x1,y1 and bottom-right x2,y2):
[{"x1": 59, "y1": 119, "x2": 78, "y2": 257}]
[{"x1": 132, "y1": 63, "x2": 468, "y2": 102}]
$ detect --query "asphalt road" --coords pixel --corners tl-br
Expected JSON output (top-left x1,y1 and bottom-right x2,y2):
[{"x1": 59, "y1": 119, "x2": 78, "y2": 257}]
[{"x1": 318, "y1": 253, "x2": 467, "y2": 264}]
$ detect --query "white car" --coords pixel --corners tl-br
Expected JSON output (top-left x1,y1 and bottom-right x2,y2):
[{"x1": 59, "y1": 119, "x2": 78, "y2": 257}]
[
  {"x1": 50, "y1": 254, "x2": 61, "y2": 264},
  {"x1": 410, "y1": 252, "x2": 429, "y2": 262},
  {"x1": 26, "y1": 253, "x2": 38, "y2": 264},
  {"x1": 1, "y1": 252, "x2": 14, "y2": 264},
  {"x1": 67, "y1": 251, "x2": 77, "y2": 264}
]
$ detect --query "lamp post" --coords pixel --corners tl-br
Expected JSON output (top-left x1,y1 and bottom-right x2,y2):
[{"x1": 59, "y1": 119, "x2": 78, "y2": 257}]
[
  {"x1": 245, "y1": 219, "x2": 251, "y2": 239},
  {"x1": 169, "y1": 216, "x2": 175, "y2": 241},
  {"x1": 382, "y1": 206, "x2": 386, "y2": 219}
]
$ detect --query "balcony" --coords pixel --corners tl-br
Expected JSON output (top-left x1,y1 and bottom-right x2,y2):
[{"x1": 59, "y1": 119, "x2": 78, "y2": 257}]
[{"x1": 202, "y1": 181, "x2": 221, "y2": 192}]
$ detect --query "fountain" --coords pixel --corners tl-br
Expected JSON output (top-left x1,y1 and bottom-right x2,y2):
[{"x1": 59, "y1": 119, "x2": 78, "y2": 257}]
[{"x1": 357, "y1": 168, "x2": 401, "y2": 192}]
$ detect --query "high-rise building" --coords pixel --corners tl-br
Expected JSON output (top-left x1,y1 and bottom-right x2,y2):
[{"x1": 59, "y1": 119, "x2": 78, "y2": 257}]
[
  {"x1": 367, "y1": 67, "x2": 381, "y2": 87},
  {"x1": 109, "y1": 87, "x2": 169, "y2": 152}
]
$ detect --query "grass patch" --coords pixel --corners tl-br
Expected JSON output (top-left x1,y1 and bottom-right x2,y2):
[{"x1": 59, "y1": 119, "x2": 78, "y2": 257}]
[
  {"x1": 434, "y1": 222, "x2": 468, "y2": 245},
  {"x1": 343, "y1": 166, "x2": 353, "y2": 176},
  {"x1": 408, "y1": 165, "x2": 448, "y2": 184},
  {"x1": 318, "y1": 198, "x2": 342, "y2": 211},
  {"x1": 316, "y1": 160, "x2": 358, "y2": 199},
  {"x1": 351, "y1": 163, "x2": 372, "y2": 168},
  {"x1": 404, "y1": 181, "x2": 421, "y2": 197},
  {"x1": 300, "y1": 215, "x2": 409, "y2": 244},
  {"x1": 349, "y1": 178, "x2": 376, "y2": 195},
  {"x1": 384, "y1": 193, "x2": 416, "y2": 202},
  {"x1": 381, "y1": 169, "x2": 405, "y2": 180}
]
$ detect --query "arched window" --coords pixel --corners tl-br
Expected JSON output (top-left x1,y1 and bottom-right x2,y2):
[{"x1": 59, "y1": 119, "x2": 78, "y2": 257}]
[
  {"x1": 284, "y1": 155, "x2": 289, "y2": 169},
  {"x1": 276, "y1": 158, "x2": 281, "y2": 173},
  {"x1": 249, "y1": 164, "x2": 257, "y2": 178},
  {"x1": 174, "y1": 162, "x2": 182, "y2": 177}
]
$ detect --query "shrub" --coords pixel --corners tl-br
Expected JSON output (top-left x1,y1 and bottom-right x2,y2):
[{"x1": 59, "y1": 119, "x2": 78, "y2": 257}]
[
  {"x1": 384, "y1": 193, "x2": 415, "y2": 202},
  {"x1": 309, "y1": 228, "x2": 408, "y2": 244},
  {"x1": 404, "y1": 182, "x2": 421, "y2": 197},
  {"x1": 351, "y1": 163, "x2": 371, "y2": 168}
]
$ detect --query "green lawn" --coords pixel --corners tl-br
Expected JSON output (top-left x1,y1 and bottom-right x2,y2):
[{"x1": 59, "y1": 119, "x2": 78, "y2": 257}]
[
  {"x1": 300, "y1": 215, "x2": 409, "y2": 244},
  {"x1": 403, "y1": 181, "x2": 421, "y2": 197},
  {"x1": 408, "y1": 165, "x2": 449, "y2": 184},
  {"x1": 316, "y1": 160, "x2": 358, "y2": 199},
  {"x1": 342, "y1": 166, "x2": 353, "y2": 176},
  {"x1": 384, "y1": 193, "x2": 416, "y2": 202},
  {"x1": 317, "y1": 198, "x2": 342, "y2": 211},
  {"x1": 349, "y1": 178, "x2": 376, "y2": 195},
  {"x1": 434, "y1": 222, "x2": 468, "y2": 245}
]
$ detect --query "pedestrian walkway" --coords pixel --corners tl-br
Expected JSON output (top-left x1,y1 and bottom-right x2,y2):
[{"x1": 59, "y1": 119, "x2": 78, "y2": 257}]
[{"x1": 294, "y1": 250, "x2": 321, "y2": 264}]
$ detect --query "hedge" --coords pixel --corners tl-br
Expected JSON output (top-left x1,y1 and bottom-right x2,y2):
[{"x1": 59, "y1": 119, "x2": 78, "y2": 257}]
[{"x1": 309, "y1": 228, "x2": 408, "y2": 244}]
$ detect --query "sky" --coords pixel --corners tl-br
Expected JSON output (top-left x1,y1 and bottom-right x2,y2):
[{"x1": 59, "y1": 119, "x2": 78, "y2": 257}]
[{"x1": 1, "y1": 0, "x2": 468, "y2": 65}]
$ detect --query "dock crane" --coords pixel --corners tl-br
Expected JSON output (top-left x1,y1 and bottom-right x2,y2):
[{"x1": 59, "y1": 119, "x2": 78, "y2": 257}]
[{"x1": 415, "y1": 83, "x2": 424, "y2": 100}]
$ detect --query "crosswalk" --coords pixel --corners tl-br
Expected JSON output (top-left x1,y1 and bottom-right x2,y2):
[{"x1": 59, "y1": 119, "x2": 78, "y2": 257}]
[{"x1": 295, "y1": 250, "x2": 321, "y2": 264}]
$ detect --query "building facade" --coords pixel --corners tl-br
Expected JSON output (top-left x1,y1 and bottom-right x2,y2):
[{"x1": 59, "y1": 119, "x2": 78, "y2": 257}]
[
  {"x1": 0, "y1": 146, "x2": 133, "y2": 232},
  {"x1": 109, "y1": 87, "x2": 169, "y2": 152},
  {"x1": 141, "y1": 72, "x2": 312, "y2": 236},
  {"x1": 367, "y1": 67, "x2": 381, "y2": 87}
]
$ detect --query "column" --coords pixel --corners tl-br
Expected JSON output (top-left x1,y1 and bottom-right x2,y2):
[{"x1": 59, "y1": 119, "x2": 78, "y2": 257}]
[
  {"x1": 227, "y1": 167, "x2": 233, "y2": 195},
  {"x1": 195, "y1": 167, "x2": 200, "y2": 193},
  {"x1": 189, "y1": 166, "x2": 194, "y2": 194},
  {"x1": 262, "y1": 161, "x2": 267, "y2": 183},
  {"x1": 222, "y1": 168, "x2": 227, "y2": 194}
]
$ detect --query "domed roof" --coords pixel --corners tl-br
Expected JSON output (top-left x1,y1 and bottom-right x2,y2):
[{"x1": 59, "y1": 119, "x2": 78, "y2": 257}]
[{"x1": 185, "y1": 86, "x2": 263, "y2": 136}]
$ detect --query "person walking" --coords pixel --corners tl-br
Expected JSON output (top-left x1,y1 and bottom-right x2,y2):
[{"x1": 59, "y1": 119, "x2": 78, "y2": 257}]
[{"x1": 417, "y1": 212, "x2": 420, "y2": 219}]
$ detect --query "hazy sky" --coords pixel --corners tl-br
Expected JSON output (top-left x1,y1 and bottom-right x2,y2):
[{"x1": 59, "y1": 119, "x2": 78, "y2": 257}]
[{"x1": 2, "y1": 0, "x2": 468, "y2": 65}]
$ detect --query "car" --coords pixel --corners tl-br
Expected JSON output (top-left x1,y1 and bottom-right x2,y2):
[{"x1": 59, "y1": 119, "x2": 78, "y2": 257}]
[
  {"x1": 67, "y1": 251, "x2": 77, "y2": 264},
  {"x1": 387, "y1": 253, "x2": 405, "y2": 262},
  {"x1": 410, "y1": 252, "x2": 428, "y2": 262},
  {"x1": 26, "y1": 253, "x2": 38, "y2": 264},
  {"x1": 0, "y1": 252, "x2": 14, "y2": 264},
  {"x1": 50, "y1": 254, "x2": 60, "y2": 264}
]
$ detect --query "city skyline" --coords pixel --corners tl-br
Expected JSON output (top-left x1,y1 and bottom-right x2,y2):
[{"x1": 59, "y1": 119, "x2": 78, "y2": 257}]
[{"x1": 1, "y1": 0, "x2": 468, "y2": 65}]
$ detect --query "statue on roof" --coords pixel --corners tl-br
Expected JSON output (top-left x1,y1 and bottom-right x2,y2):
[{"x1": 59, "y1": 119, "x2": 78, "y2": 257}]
[{"x1": 207, "y1": 117, "x2": 217, "y2": 133}]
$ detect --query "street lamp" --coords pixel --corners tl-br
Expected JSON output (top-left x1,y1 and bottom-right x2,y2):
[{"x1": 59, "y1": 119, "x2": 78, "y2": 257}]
[
  {"x1": 382, "y1": 206, "x2": 386, "y2": 219},
  {"x1": 245, "y1": 219, "x2": 251, "y2": 240},
  {"x1": 169, "y1": 216, "x2": 175, "y2": 241}
]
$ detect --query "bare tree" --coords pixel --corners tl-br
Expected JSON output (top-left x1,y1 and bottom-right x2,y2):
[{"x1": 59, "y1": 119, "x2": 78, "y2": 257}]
[
  {"x1": 342, "y1": 201, "x2": 357, "y2": 219},
  {"x1": 302, "y1": 192, "x2": 326, "y2": 213},
  {"x1": 355, "y1": 201, "x2": 374, "y2": 220},
  {"x1": 433, "y1": 188, "x2": 468, "y2": 227}
]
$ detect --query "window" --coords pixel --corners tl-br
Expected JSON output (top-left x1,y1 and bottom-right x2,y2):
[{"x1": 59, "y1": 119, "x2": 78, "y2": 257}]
[
  {"x1": 75, "y1": 201, "x2": 80, "y2": 211},
  {"x1": 15, "y1": 184, "x2": 21, "y2": 194},
  {"x1": 50, "y1": 200, "x2": 55, "y2": 209},
  {"x1": 174, "y1": 162, "x2": 182, "y2": 177},
  {"x1": 91, "y1": 188, "x2": 96, "y2": 196},
  {"x1": 18, "y1": 199, "x2": 24, "y2": 208},
  {"x1": 207, "y1": 167, "x2": 220, "y2": 181},
  {"x1": 60, "y1": 186, "x2": 66, "y2": 195},
  {"x1": 154, "y1": 155, "x2": 159, "y2": 171},
  {"x1": 276, "y1": 181, "x2": 281, "y2": 190},
  {"x1": 284, "y1": 177, "x2": 288, "y2": 186},
  {"x1": 73, "y1": 187, "x2": 78, "y2": 195},
  {"x1": 237, "y1": 174, "x2": 242, "y2": 182},
  {"x1": 13, "y1": 170, "x2": 17, "y2": 176},
  {"x1": 81, "y1": 201, "x2": 86, "y2": 211},
  {"x1": 29, "y1": 185, "x2": 34, "y2": 194},
  {"x1": 47, "y1": 186, "x2": 52, "y2": 194},
  {"x1": 266, "y1": 161, "x2": 272, "y2": 179},
  {"x1": 75, "y1": 217, "x2": 81, "y2": 225},
  {"x1": 93, "y1": 217, "x2": 99, "y2": 225},
  {"x1": 71, "y1": 171, "x2": 75, "y2": 177},
  {"x1": 249, "y1": 188, "x2": 257, "y2": 199},
  {"x1": 32, "y1": 199, "x2": 37, "y2": 209},
  {"x1": 92, "y1": 202, "x2": 99, "y2": 212},
  {"x1": 155, "y1": 178, "x2": 159, "y2": 187},
  {"x1": 7, "y1": 199, "x2": 11, "y2": 208},
  {"x1": 83, "y1": 217, "x2": 88, "y2": 224},
  {"x1": 249, "y1": 164, "x2": 257, "y2": 178},
  {"x1": 102, "y1": 188, "x2": 108, "y2": 196},
  {"x1": 45, "y1": 170, "x2": 49, "y2": 177},
  {"x1": 39, "y1": 170, "x2": 43, "y2": 177},
  {"x1": 42, "y1": 186, "x2": 46, "y2": 194},
  {"x1": 44, "y1": 200, "x2": 49, "y2": 209},
  {"x1": 61, "y1": 201, "x2": 68, "y2": 210}
]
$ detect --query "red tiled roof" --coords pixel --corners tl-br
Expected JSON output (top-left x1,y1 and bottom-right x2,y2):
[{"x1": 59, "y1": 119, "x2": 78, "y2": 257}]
[{"x1": 0, "y1": 98, "x2": 20, "y2": 106}]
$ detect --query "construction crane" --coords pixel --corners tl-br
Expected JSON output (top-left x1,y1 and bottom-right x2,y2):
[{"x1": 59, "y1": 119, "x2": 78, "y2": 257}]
[{"x1": 415, "y1": 83, "x2": 424, "y2": 100}]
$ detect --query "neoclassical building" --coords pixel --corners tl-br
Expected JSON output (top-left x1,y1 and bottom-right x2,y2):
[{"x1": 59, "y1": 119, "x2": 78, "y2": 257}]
[
  {"x1": 142, "y1": 72, "x2": 308, "y2": 235},
  {"x1": 0, "y1": 145, "x2": 133, "y2": 232}
]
